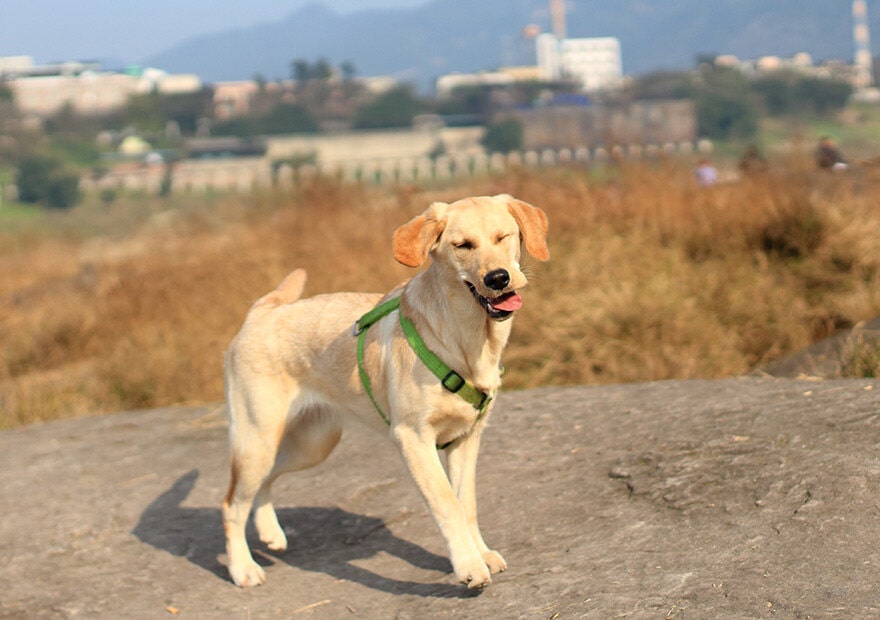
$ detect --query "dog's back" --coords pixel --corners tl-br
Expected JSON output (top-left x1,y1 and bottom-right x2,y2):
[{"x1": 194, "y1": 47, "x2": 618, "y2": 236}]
[{"x1": 226, "y1": 273, "x2": 383, "y2": 400}]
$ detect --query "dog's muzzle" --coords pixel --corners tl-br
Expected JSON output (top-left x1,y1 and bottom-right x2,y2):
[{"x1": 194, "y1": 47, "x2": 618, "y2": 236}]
[{"x1": 466, "y1": 270, "x2": 523, "y2": 321}]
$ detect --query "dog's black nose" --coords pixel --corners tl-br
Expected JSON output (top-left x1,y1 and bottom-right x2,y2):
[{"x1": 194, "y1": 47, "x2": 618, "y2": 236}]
[{"x1": 483, "y1": 269, "x2": 510, "y2": 291}]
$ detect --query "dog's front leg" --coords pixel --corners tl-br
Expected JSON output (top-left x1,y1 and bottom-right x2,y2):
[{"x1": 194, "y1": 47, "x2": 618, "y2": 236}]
[
  {"x1": 446, "y1": 428, "x2": 507, "y2": 576},
  {"x1": 393, "y1": 425, "x2": 492, "y2": 588}
]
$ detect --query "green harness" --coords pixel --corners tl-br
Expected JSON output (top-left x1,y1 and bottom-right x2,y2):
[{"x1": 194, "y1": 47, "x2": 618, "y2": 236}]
[{"x1": 353, "y1": 296, "x2": 492, "y2": 447}]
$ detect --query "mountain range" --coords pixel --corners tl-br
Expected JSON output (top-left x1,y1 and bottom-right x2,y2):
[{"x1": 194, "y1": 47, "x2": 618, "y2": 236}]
[{"x1": 143, "y1": 0, "x2": 879, "y2": 89}]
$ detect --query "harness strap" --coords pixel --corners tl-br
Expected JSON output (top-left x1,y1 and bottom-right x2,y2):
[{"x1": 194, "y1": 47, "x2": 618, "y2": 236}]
[
  {"x1": 398, "y1": 313, "x2": 491, "y2": 413},
  {"x1": 353, "y1": 296, "x2": 492, "y2": 446},
  {"x1": 353, "y1": 297, "x2": 398, "y2": 426}
]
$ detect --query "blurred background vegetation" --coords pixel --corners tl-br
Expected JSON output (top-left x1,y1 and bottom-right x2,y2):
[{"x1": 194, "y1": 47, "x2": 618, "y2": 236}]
[
  {"x1": 2, "y1": 159, "x2": 880, "y2": 428},
  {"x1": 2, "y1": 55, "x2": 880, "y2": 429}
]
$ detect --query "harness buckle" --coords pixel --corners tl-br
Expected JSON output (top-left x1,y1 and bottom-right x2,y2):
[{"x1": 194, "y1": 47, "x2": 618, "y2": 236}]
[
  {"x1": 441, "y1": 370, "x2": 465, "y2": 393},
  {"x1": 351, "y1": 320, "x2": 364, "y2": 336},
  {"x1": 477, "y1": 392, "x2": 491, "y2": 413}
]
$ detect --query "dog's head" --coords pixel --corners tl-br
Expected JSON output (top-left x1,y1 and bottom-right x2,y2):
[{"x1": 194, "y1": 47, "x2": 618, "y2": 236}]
[{"x1": 393, "y1": 194, "x2": 549, "y2": 321}]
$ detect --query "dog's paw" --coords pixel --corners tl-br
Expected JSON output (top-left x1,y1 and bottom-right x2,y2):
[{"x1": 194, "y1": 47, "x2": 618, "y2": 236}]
[
  {"x1": 483, "y1": 549, "x2": 507, "y2": 574},
  {"x1": 258, "y1": 528, "x2": 288, "y2": 552},
  {"x1": 454, "y1": 557, "x2": 492, "y2": 589},
  {"x1": 229, "y1": 560, "x2": 267, "y2": 588},
  {"x1": 255, "y1": 512, "x2": 288, "y2": 552}
]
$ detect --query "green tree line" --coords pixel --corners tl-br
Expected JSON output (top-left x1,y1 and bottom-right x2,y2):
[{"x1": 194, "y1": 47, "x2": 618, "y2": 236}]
[{"x1": 628, "y1": 59, "x2": 853, "y2": 140}]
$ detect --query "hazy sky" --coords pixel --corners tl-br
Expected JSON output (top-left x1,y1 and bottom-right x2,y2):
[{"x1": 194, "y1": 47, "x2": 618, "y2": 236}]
[{"x1": 0, "y1": 0, "x2": 432, "y2": 66}]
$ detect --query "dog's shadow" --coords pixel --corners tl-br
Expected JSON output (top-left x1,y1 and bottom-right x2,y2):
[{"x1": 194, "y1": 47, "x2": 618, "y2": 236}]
[{"x1": 132, "y1": 470, "x2": 475, "y2": 598}]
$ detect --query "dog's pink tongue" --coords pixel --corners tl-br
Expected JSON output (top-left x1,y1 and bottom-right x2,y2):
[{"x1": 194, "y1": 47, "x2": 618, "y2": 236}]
[{"x1": 492, "y1": 292, "x2": 523, "y2": 312}]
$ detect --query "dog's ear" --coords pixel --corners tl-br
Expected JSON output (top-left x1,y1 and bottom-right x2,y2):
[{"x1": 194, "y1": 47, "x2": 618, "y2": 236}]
[
  {"x1": 393, "y1": 203, "x2": 448, "y2": 267},
  {"x1": 501, "y1": 195, "x2": 550, "y2": 261}
]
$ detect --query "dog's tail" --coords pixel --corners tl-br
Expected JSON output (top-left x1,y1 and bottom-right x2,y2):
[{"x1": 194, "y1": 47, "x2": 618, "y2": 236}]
[{"x1": 252, "y1": 269, "x2": 307, "y2": 308}]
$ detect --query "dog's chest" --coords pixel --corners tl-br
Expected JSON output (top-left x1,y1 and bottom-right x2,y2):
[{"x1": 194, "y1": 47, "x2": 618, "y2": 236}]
[{"x1": 425, "y1": 390, "x2": 489, "y2": 441}]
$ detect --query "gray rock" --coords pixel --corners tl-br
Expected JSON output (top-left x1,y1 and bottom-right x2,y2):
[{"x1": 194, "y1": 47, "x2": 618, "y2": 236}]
[{"x1": 2, "y1": 377, "x2": 879, "y2": 618}]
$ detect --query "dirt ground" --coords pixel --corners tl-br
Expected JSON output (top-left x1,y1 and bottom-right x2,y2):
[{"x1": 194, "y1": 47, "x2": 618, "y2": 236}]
[{"x1": 2, "y1": 377, "x2": 880, "y2": 619}]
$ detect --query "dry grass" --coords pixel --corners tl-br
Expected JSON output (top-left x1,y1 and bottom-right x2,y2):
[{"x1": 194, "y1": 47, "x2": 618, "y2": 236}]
[{"x1": 3, "y1": 161, "x2": 880, "y2": 428}]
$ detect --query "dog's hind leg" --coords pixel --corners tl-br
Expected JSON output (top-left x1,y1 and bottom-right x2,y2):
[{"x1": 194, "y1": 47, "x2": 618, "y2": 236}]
[
  {"x1": 223, "y1": 450, "x2": 273, "y2": 586},
  {"x1": 223, "y1": 376, "x2": 293, "y2": 587},
  {"x1": 252, "y1": 403, "x2": 342, "y2": 553}
]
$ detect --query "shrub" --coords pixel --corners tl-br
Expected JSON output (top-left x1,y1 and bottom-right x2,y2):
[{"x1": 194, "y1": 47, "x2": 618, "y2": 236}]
[
  {"x1": 352, "y1": 85, "x2": 426, "y2": 129},
  {"x1": 15, "y1": 154, "x2": 81, "y2": 209},
  {"x1": 692, "y1": 65, "x2": 759, "y2": 140},
  {"x1": 752, "y1": 72, "x2": 853, "y2": 117},
  {"x1": 481, "y1": 117, "x2": 524, "y2": 153}
]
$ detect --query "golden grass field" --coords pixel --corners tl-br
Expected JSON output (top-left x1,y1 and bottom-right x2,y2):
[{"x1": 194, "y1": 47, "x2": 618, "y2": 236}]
[{"x1": 2, "y1": 158, "x2": 879, "y2": 428}]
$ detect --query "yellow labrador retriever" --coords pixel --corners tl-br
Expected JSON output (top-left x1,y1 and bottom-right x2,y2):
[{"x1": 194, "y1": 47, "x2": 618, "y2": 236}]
[{"x1": 222, "y1": 194, "x2": 549, "y2": 589}]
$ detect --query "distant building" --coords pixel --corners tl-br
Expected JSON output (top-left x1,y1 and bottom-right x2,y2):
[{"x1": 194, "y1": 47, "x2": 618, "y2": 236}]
[
  {"x1": 435, "y1": 66, "x2": 542, "y2": 97},
  {"x1": 0, "y1": 55, "x2": 36, "y2": 74},
  {"x1": 715, "y1": 51, "x2": 869, "y2": 90},
  {"x1": 213, "y1": 75, "x2": 397, "y2": 121},
  {"x1": 536, "y1": 34, "x2": 622, "y2": 92},
  {"x1": 11, "y1": 71, "x2": 137, "y2": 117},
  {"x1": 0, "y1": 56, "x2": 201, "y2": 117},
  {"x1": 716, "y1": 52, "x2": 814, "y2": 76},
  {"x1": 147, "y1": 71, "x2": 201, "y2": 95},
  {"x1": 359, "y1": 76, "x2": 398, "y2": 94},
  {"x1": 213, "y1": 81, "x2": 263, "y2": 121},
  {"x1": 434, "y1": 34, "x2": 621, "y2": 96}
]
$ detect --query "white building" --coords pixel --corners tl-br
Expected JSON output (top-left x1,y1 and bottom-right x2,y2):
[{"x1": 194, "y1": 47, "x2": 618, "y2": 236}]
[
  {"x1": 0, "y1": 55, "x2": 34, "y2": 74},
  {"x1": 0, "y1": 56, "x2": 201, "y2": 117},
  {"x1": 536, "y1": 34, "x2": 622, "y2": 92},
  {"x1": 435, "y1": 66, "x2": 542, "y2": 97}
]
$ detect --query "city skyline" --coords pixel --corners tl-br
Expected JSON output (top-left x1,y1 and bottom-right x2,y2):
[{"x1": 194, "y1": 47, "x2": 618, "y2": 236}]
[{"x1": 1, "y1": 1, "x2": 876, "y2": 88}]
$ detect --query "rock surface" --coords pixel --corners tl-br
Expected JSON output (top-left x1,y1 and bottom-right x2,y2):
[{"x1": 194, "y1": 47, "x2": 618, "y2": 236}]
[{"x1": 2, "y1": 377, "x2": 880, "y2": 619}]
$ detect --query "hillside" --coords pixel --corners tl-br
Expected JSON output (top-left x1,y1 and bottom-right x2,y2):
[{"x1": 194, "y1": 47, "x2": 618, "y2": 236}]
[
  {"x1": 143, "y1": 0, "x2": 878, "y2": 85},
  {"x1": 4, "y1": 162, "x2": 880, "y2": 428}
]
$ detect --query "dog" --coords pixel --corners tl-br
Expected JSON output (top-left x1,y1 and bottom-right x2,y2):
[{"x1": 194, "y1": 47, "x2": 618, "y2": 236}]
[{"x1": 222, "y1": 194, "x2": 549, "y2": 589}]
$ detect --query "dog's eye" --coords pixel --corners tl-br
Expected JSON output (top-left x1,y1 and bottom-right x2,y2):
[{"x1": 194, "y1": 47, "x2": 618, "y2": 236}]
[
  {"x1": 453, "y1": 240, "x2": 475, "y2": 250},
  {"x1": 496, "y1": 233, "x2": 512, "y2": 244}
]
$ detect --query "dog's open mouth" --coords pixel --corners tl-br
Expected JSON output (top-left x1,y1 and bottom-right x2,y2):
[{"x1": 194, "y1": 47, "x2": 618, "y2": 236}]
[{"x1": 466, "y1": 282, "x2": 522, "y2": 320}]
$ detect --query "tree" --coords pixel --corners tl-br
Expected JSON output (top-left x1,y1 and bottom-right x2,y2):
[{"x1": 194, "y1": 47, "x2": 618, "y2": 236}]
[
  {"x1": 339, "y1": 61, "x2": 360, "y2": 103},
  {"x1": 793, "y1": 77, "x2": 852, "y2": 115},
  {"x1": 435, "y1": 85, "x2": 494, "y2": 118},
  {"x1": 481, "y1": 117, "x2": 523, "y2": 153},
  {"x1": 262, "y1": 103, "x2": 319, "y2": 134},
  {"x1": 752, "y1": 72, "x2": 852, "y2": 116},
  {"x1": 751, "y1": 73, "x2": 796, "y2": 116},
  {"x1": 286, "y1": 58, "x2": 365, "y2": 121},
  {"x1": 291, "y1": 59, "x2": 312, "y2": 84},
  {"x1": 16, "y1": 154, "x2": 81, "y2": 209},
  {"x1": 212, "y1": 103, "x2": 318, "y2": 137},
  {"x1": 44, "y1": 168, "x2": 81, "y2": 209},
  {"x1": 290, "y1": 57, "x2": 334, "y2": 84},
  {"x1": 692, "y1": 65, "x2": 759, "y2": 140},
  {"x1": 122, "y1": 92, "x2": 165, "y2": 134},
  {"x1": 340, "y1": 61, "x2": 357, "y2": 83},
  {"x1": 627, "y1": 70, "x2": 692, "y2": 101},
  {"x1": 312, "y1": 58, "x2": 333, "y2": 81},
  {"x1": 352, "y1": 85, "x2": 426, "y2": 129},
  {"x1": 695, "y1": 90, "x2": 759, "y2": 140},
  {"x1": 0, "y1": 83, "x2": 25, "y2": 165},
  {"x1": 159, "y1": 88, "x2": 215, "y2": 135}
]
